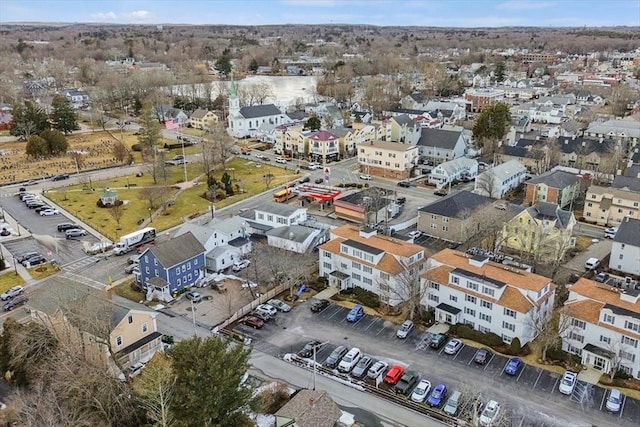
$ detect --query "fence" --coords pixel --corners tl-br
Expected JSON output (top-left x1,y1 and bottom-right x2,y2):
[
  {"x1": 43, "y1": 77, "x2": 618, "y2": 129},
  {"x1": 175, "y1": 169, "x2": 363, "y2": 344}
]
[{"x1": 214, "y1": 282, "x2": 290, "y2": 331}]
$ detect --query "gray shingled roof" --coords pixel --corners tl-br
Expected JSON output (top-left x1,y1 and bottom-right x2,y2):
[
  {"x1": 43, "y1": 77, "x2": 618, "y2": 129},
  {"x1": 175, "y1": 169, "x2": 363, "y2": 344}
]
[
  {"x1": 527, "y1": 202, "x2": 573, "y2": 229},
  {"x1": 614, "y1": 217, "x2": 640, "y2": 246},
  {"x1": 556, "y1": 136, "x2": 611, "y2": 154},
  {"x1": 239, "y1": 104, "x2": 282, "y2": 119},
  {"x1": 417, "y1": 128, "x2": 463, "y2": 149},
  {"x1": 612, "y1": 175, "x2": 640, "y2": 192},
  {"x1": 149, "y1": 232, "x2": 205, "y2": 268},
  {"x1": 419, "y1": 190, "x2": 494, "y2": 218},
  {"x1": 276, "y1": 389, "x2": 341, "y2": 427},
  {"x1": 173, "y1": 223, "x2": 215, "y2": 245},
  {"x1": 527, "y1": 170, "x2": 579, "y2": 188},
  {"x1": 257, "y1": 201, "x2": 303, "y2": 217},
  {"x1": 265, "y1": 224, "x2": 317, "y2": 242},
  {"x1": 393, "y1": 114, "x2": 416, "y2": 127}
]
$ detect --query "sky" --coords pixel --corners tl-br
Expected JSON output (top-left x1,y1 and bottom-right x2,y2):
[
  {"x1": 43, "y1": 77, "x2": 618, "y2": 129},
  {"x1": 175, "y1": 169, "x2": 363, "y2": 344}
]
[{"x1": 1, "y1": 0, "x2": 639, "y2": 27}]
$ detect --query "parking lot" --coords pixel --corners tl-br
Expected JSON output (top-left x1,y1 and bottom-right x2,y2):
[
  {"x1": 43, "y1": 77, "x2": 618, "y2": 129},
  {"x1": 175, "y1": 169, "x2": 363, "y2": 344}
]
[{"x1": 234, "y1": 300, "x2": 640, "y2": 426}]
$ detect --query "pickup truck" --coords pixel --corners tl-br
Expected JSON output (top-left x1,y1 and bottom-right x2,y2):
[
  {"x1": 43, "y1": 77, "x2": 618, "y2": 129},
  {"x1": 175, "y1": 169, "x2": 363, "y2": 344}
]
[{"x1": 165, "y1": 155, "x2": 187, "y2": 166}]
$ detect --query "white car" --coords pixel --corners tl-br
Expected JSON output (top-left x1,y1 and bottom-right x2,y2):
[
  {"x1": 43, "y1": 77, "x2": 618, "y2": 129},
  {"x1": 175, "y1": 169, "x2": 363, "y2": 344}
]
[
  {"x1": 408, "y1": 230, "x2": 421, "y2": 239},
  {"x1": 256, "y1": 304, "x2": 277, "y2": 317},
  {"x1": 606, "y1": 388, "x2": 623, "y2": 412},
  {"x1": 410, "y1": 379, "x2": 432, "y2": 403},
  {"x1": 39, "y1": 208, "x2": 60, "y2": 216},
  {"x1": 604, "y1": 227, "x2": 619, "y2": 239},
  {"x1": 396, "y1": 320, "x2": 414, "y2": 339},
  {"x1": 359, "y1": 174, "x2": 372, "y2": 180},
  {"x1": 558, "y1": 371, "x2": 577, "y2": 395},
  {"x1": 367, "y1": 360, "x2": 389, "y2": 379},
  {"x1": 479, "y1": 400, "x2": 501, "y2": 426},
  {"x1": 275, "y1": 157, "x2": 287, "y2": 164},
  {"x1": 444, "y1": 339, "x2": 463, "y2": 355},
  {"x1": 1, "y1": 286, "x2": 24, "y2": 301},
  {"x1": 337, "y1": 347, "x2": 362, "y2": 373},
  {"x1": 267, "y1": 299, "x2": 291, "y2": 312},
  {"x1": 232, "y1": 259, "x2": 250, "y2": 271}
]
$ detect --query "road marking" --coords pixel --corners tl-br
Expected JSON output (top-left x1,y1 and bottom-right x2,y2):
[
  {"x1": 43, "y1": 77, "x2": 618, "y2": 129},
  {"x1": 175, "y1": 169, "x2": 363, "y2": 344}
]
[
  {"x1": 499, "y1": 360, "x2": 508, "y2": 376},
  {"x1": 452, "y1": 346, "x2": 462, "y2": 360},
  {"x1": 483, "y1": 354, "x2": 495, "y2": 371},
  {"x1": 515, "y1": 366, "x2": 525, "y2": 382},
  {"x1": 364, "y1": 318, "x2": 378, "y2": 331},
  {"x1": 550, "y1": 375, "x2": 560, "y2": 394},
  {"x1": 375, "y1": 325, "x2": 387, "y2": 336},
  {"x1": 532, "y1": 369, "x2": 544, "y2": 388},
  {"x1": 467, "y1": 351, "x2": 475, "y2": 365},
  {"x1": 619, "y1": 395, "x2": 626, "y2": 418}
]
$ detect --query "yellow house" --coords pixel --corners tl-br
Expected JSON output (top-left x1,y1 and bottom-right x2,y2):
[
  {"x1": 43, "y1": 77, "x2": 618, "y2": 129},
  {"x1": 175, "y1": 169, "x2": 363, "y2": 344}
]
[
  {"x1": 27, "y1": 281, "x2": 163, "y2": 377},
  {"x1": 189, "y1": 109, "x2": 219, "y2": 130},
  {"x1": 500, "y1": 201, "x2": 576, "y2": 263}
]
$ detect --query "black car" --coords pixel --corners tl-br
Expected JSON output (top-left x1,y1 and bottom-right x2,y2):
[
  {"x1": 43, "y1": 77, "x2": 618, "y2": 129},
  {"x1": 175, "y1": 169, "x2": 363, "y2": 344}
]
[
  {"x1": 17, "y1": 252, "x2": 39, "y2": 264},
  {"x1": 324, "y1": 345, "x2": 348, "y2": 369},
  {"x1": 26, "y1": 201, "x2": 45, "y2": 209},
  {"x1": 34, "y1": 205, "x2": 52, "y2": 213},
  {"x1": 314, "y1": 178, "x2": 324, "y2": 184},
  {"x1": 51, "y1": 174, "x2": 69, "y2": 181},
  {"x1": 397, "y1": 181, "x2": 411, "y2": 188},
  {"x1": 299, "y1": 177, "x2": 311, "y2": 184},
  {"x1": 22, "y1": 255, "x2": 46, "y2": 267},
  {"x1": 310, "y1": 299, "x2": 330, "y2": 313},
  {"x1": 297, "y1": 340, "x2": 323, "y2": 358},
  {"x1": 396, "y1": 196, "x2": 406, "y2": 204},
  {"x1": 474, "y1": 348, "x2": 492, "y2": 365},
  {"x1": 57, "y1": 223, "x2": 79, "y2": 232},
  {"x1": 2, "y1": 296, "x2": 28, "y2": 311},
  {"x1": 430, "y1": 333, "x2": 448, "y2": 349},
  {"x1": 394, "y1": 371, "x2": 420, "y2": 395}
]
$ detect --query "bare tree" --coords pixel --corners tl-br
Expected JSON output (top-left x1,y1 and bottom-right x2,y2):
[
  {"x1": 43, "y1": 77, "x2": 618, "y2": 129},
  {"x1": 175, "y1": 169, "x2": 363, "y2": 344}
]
[
  {"x1": 526, "y1": 308, "x2": 571, "y2": 363},
  {"x1": 140, "y1": 186, "x2": 169, "y2": 210},
  {"x1": 109, "y1": 203, "x2": 125, "y2": 231},
  {"x1": 132, "y1": 353, "x2": 177, "y2": 427},
  {"x1": 473, "y1": 171, "x2": 499, "y2": 198},
  {"x1": 112, "y1": 140, "x2": 132, "y2": 165},
  {"x1": 381, "y1": 258, "x2": 428, "y2": 319}
]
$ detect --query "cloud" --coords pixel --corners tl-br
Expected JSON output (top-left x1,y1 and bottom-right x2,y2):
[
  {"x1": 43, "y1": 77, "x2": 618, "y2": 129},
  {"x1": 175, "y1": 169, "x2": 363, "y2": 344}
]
[
  {"x1": 123, "y1": 10, "x2": 152, "y2": 20},
  {"x1": 497, "y1": 1, "x2": 556, "y2": 10},
  {"x1": 89, "y1": 12, "x2": 117, "y2": 21}
]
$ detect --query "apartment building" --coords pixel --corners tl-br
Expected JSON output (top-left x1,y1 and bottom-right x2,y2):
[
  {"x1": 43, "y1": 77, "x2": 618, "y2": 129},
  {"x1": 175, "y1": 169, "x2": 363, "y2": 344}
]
[
  {"x1": 318, "y1": 225, "x2": 428, "y2": 307},
  {"x1": 561, "y1": 278, "x2": 640, "y2": 379},
  {"x1": 474, "y1": 160, "x2": 527, "y2": 199},
  {"x1": 465, "y1": 88, "x2": 505, "y2": 113},
  {"x1": 358, "y1": 140, "x2": 419, "y2": 180},
  {"x1": 609, "y1": 217, "x2": 640, "y2": 276},
  {"x1": 583, "y1": 180, "x2": 640, "y2": 226},
  {"x1": 422, "y1": 249, "x2": 556, "y2": 345}
]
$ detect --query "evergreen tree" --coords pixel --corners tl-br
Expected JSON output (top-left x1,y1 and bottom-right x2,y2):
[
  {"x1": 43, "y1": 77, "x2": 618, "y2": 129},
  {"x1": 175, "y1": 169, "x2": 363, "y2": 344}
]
[
  {"x1": 25, "y1": 135, "x2": 48, "y2": 158},
  {"x1": 50, "y1": 95, "x2": 79, "y2": 134},
  {"x1": 472, "y1": 103, "x2": 511, "y2": 154},
  {"x1": 137, "y1": 103, "x2": 161, "y2": 152},
  {"x1": 494, "y1": 62, "x2": 506, "y2": 83},
  {"x1": 215, "y1": 55, "x2": 232, "y2": 76},
  {"x1": 168, "y1": 337, "x2": 254, "y2": 426},
  {"x1": 40, "y1": 129, "x2": 69, "y2": 155},
  {"x1": 305, "y1": 115, "x2": 321, "y2": 131},
  {"x1": 9, "y1": 100, "x2": 48, "y2": 139}
]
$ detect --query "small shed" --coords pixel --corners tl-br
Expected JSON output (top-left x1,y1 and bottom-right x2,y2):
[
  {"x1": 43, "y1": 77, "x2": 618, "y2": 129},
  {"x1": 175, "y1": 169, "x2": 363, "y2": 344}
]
[{"x1": 100, "y1": 188, "x2": 118, "y2": 206}]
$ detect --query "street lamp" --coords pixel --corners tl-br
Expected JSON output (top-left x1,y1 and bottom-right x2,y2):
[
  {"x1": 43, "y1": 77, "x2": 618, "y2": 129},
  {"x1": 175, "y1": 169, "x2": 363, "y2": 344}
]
[{"x1": 148, "y1": 207, "x2": 152, "y2": 224}]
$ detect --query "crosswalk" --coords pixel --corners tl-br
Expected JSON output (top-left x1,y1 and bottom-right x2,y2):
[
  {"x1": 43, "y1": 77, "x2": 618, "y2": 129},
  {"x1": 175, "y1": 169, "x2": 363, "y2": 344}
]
[
  {"x1": 60, "y1": 255, "x2": 101, "y2": 272},
  {"x1": 58, "y1": 270, "x2": 106, "y2": 289}
]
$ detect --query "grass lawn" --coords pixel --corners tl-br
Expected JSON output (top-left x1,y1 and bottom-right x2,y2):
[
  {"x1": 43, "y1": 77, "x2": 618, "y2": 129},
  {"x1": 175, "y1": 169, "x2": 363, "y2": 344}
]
[
  {"x1": 27, "y1": 263, "x2": 61, "y2": 280},
  {"x1": 112, "y1": 279, "x2": 145, "y2": 303},
  {"x1": 0, "y1": 269, "x2": 26, "y2": 293},
  {"x1": 47, "y1": 157, "x2": 297, "y2": 241}
]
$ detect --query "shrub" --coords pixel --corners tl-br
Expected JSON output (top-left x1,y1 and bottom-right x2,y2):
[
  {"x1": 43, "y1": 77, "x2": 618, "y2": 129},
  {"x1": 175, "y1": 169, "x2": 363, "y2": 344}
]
[
  {"x1": 341, "y1": 286, "x2": 380, "y2": 308},
  {"x1": 131, "y1": 144, "x2": 142, "y2": 151},
  {"x1": 614, "y1": 369, "x2": 632, "y2": 380},
  {"x1": 451, "y1": 324, "x2": 504, "y2": 348},
  {"x1": 0, "y1": 258, "x2": 6, "y2": 270},
  {"x1": 510, "y1": 337, "x2": 522, "y2": 355}
]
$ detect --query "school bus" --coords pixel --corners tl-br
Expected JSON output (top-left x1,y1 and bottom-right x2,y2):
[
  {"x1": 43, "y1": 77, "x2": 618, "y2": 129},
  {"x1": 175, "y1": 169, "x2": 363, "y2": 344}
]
[{"x1": 273, "y1": 188, "x2": 295, "y2": 203}]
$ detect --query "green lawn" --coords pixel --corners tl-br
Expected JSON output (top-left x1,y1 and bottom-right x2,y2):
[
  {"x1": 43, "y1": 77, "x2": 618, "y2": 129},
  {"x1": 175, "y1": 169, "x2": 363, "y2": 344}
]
[
  {"x1": 47, "y1": 157, "x2": 298, "y2": 241},
  {"x1": 0, "y1": 269, "x2": 25, "y2": 294}
]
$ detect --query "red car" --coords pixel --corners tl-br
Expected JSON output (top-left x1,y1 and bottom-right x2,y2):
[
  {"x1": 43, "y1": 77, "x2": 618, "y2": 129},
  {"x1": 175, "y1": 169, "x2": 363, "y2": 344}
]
[
  {"x1": 384, "y1": 365, "x2": 405, "y2": 385},
  {"x1": 241, "y1": 316, "x2": 265, "y2": 329}
]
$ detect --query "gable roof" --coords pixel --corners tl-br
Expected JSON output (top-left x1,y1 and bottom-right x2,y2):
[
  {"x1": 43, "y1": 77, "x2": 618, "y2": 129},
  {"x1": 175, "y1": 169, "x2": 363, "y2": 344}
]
[
  {"x1": 276, "y1": 389, "x2": 341, "y2": 427},
  {"x1": 326, "y1": 225, "x2": 427, "y2": 259},
  {"x1": 419, "y1": 190, "x2": 494, "y2": 218},
  {"x1": 417, "y1": 128, "x2": 463, "y2": 150},
  {"x1": 265, "y1": 224, "x2": 317, "y2": 242},
  {"x1": 524, "y1": 202, "x2": 574, "y2": 229},
  {"x1": 556, "y1": 136, "x2": 612, "y2": 154},
  {"x1": 256, "y1": 201, "x2": 304, "y2": 217},
  {"x1": 569, "y1": 278, "x2": 640, "y2": 317},
  {"x1": 393, "y1": 114, "x2": 416, "y2": 127},
  {"x1": 409, "y1": 92, "x2": 426, "y2": 104},
  {"x1": 173, "y1": 223, "x2": 216, "y2": 245},
  {"x1": 309, "y1": 130, "x2": 338, "y2": 141},
  {"x1": 612, "y1": 175, "x2": 640, "y2": 192},
  {"x1": 239, "y1": 104, "x2": 282, "y2": 119},
  {"x1": 614, "y1": 217, "x2": 640, "y2": 246},
  {"x1": 190, "y1": 108, "x2": 210, "y2": 119},
  {"x1": 148, "y1": 232, "x2": 205, "y2": 268},
  {"x1": 527, "y1": 170, "x2": 579, "y2": 188}
]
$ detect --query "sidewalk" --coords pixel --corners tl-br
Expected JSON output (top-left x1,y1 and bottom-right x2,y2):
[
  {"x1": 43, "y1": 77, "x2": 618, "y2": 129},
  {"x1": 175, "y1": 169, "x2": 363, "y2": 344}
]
[{"x1": 0, "y1": 209, "x2": 35, "y2": 286}]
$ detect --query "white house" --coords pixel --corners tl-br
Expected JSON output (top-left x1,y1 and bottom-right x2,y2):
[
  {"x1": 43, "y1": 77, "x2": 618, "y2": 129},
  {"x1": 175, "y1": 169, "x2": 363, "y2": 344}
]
[
  {"x1": 227, "y1": 79, "x2": 290, "y2": 138},
  {"x1": 428, "y1": 158, "x2": 478, "y2": 189},
  {"x1": 240, "y1": 202, "x2": 308, "y2": 236},
  {"x1": 609, "y1": 217, "x2": 640, "y2": 276},
  {"x1": 63, "y1": 89, "x2": 89, "y2": 109},
  {"x1": 318, "y1": 225, "x2": 428, "y2": 307},
  {"x1": 173, "y1": 217, "x2": 251, "y2": 273},
  {"x1": 422, "y1": 248, "x2": 555, "y2": 345},
  {"x1": 561, "y1": 278, "x2": 640, "y2": 379},
  {"x1": 265, "y1": 224, "x2": 324, "y2": 253},
  {"x1": 416, "y1": 128, "x2": 468, "y2": 164},
  {"x1": 474, "y1": 160, "x2": 527, "y2": 199}
]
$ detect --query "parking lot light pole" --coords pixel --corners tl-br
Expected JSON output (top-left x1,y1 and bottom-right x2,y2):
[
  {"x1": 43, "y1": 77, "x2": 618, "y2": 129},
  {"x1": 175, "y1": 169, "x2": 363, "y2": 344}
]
[{"x1": 190, "y1": 299, "x2": 197, "y2": 337}]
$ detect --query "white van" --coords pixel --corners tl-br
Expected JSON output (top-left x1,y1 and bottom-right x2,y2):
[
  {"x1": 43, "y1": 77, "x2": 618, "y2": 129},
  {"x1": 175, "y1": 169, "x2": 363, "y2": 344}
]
[
  {"x1": 585, "y1": 257, "x2": 601, "y2": 271},
  {"x1": 337, "y1": 347, "x2": 362, "y2": 373}
]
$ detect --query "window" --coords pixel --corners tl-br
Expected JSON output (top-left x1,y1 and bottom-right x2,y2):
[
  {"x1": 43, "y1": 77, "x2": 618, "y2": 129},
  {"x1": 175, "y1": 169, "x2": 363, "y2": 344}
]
[
  {"x1": 379, "y1": 283, "x2": 391, "y2": 292},
  {"x1": 451, "y1": 276, "x2": 459, "y2": 284},
  {"x1": 324, "y1": 251, "x2": 332, "y2": 258},
  {"x1": 625, "y1": 321, "x2": 640, "y2": 333},
  {"x1": 267, "y1": 215, "x2": 273, "y2": 222},
  {"x1": 145, "y1": 267, "x2": 150, "y2": 274},
  {"x1": 187, "y1": 262, "x2": 192, "y2": 270},
  {"x1": 622, "y1": 336, "x2": 638, "y2": 348},
  {"x1": 479, "y1": 313, "x2": 492, "y2": 323},
  {"x1": 188, "y1": 273, "x2": 192, "y2": 281},
  {"x1": 480, "y1": 300, "x2": 493, "y2": 310},
  {"x1": 340, "y1": 263, "x2": 348, "y2": 270},
  {"x1": 194, "y1": 258, "x2": 198, "y2": 265},
  {"x1": 599, "y1": 335, "x2": 611, "y2": 345},
  {"x1": 620, "y1": 350, "x2": 636, "y2": 362},
  {"x1": 177, "y1": 278, "x2": 181, "y2": 286},
  {"x1": 175, "y1": 267, "x2": 180, "y2": 274},
  {"x1": 431, "y1": 214, "x2": 437, "y2": 220},
  {"x1": 568, "y1": 332, "x2": 584, "y2": 343},
  {"x1": 154, "y1": 269, "x2": 159, "y2": 277},
  {"x1": 442, "y1": 226, "x2": 448, "y2": 232},
  {"x1": 142, "y1": 323, "x2": 148, "y2": 333},
  {"x1": 504, "y1": 308, "x2": 516, "y2": 318},
  {"x1": 381, "y1": 272, "x2": 390, "y2": 281},
  {"x1": 323, "y1": 262, "x2": 331, "y2": 270},
  {"x1": 431, "y1": 224, "x2": 437, "y2": 229},
  {"x1": 116, "y1": 336, "x2": 123, "y2": 346},
  {"x1": 128, "y1": 315, "x2": 133, "y2": 324},
  {"x1": 467, "y1": 281, "x2": 478, "y2": 291},
  {"x1": 352, "y1": 261, "x2": 362, "y2": 270},
  {"x1": 482, "y1": 287, "x2": 495, "y2": 297},
  {"x1": 363, "y1": 266, "x2": 372, "y2": 274},
  {"x1": 502, "y1": 335, "x2": 513, "y2": 344},
  {"x1": 603, "y1": 314, "x2": 615, "y2": 324},
  {"x1": 464, "y1": 307, "x2": 476, "y2": 317},
  {"x1": 429, "y1": 282, "x2": 440, "y2": 291},
  {"x1": 362, "y1": 277, "x2": 372, "y2": 285},
  {"x1": 502, "y1": 321, "x2": 515, "y2": 332},
  {"x1": 465, "y1": 295, "x2": 476, "y2": 304},
  {"x1": 479, "y1": 326, "x2": 491, "y2": 334},
  {"x1": 449, "y1": 295, "x2": 458, "y2": 302},
  {"x1": 428, "y1": 294, "x2": 439, "y2": 303},
  {"x1": 352, "y1": 273, "x2": 361, "y2": 281},
  {"x1": 571, "y1": 318, "x2": 586, "y2": 329},
  {"x1": 182, "y1": 265, "x2": 186, "y2": 273}
]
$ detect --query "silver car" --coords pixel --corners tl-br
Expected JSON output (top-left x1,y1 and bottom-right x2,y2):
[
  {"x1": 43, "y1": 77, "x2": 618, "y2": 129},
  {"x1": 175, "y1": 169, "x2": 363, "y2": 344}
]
[{"x1": 396, "y1": 320, "x2": 414, "y2": 339}]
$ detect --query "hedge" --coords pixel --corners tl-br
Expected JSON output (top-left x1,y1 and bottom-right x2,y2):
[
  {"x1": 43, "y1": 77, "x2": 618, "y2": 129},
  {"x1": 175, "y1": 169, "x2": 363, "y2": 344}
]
[
  {"x1": 340, "y1": 286, "x2": 380, "y2": 308},
  {"x1": 450, "y1": 324, "x2": 504, "y2": 347}
]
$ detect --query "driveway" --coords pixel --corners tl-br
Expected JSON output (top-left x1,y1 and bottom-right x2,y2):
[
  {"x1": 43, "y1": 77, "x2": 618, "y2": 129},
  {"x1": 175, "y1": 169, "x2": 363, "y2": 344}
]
[{"x1": 565, "y1": 238, "x2": 612, "y2": 271}]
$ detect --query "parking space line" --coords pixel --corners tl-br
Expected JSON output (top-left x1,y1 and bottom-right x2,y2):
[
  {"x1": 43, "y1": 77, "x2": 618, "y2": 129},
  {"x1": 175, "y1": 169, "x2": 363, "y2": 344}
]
[
  {"x1": 619, "y1": 395, "x2": 626, "y2": 418},
  {"x1": 499, "y1": 360, "x2": 508, "y2": 376},
  {"x1": 325, "y1": 307, "x2": 341, "y2": 320},
  {"x1": 515, "y1": 366, "x2": 526, "y2": 382},
  {"x1": 483, "y1": 354, "x2": 495, "y2": 371},
  {"x1": 375, "y1": 325, "x2": 388, "y2": 336},
  {"x1": 452, "y1": 346, "x2": 463, "y2": 360},
  {"x1": 467, "y1": 351, "x2": 475, "y2": 365},
  {"x1": 550, "y1": 375, "x2": 560, "y2": 394},
  {"x1": 363, "y1": 318, "x2": 378, "y2": 331},
  {"x1": 532, "y1": 369, "x2": 543, "y2": 388}
]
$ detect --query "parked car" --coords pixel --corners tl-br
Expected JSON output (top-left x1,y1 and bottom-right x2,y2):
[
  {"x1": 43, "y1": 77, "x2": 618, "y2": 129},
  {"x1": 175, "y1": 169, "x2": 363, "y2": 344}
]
[
  {"x1": 479, "y1": 400, "x2": 501, "y2": 426},
  {"x1": 504, "y1": 357, "x2": 523, "y2": 376},
  {"x1": 256, "y1": 304, "x2": 277, "y2": 317},
  {"x1": 397, "y1": 181, "x2": 411, "y2": 188},
  {"x1": 16, "y1": 252, "x2": 39, "y2": 264},
  {"x1": 394, "y1": 371, "x2": 420, "y2": 395},
  {"x1": 427, "y1": 383, "x2": 447, "y2": 407},
  {"x1": 297, "y1": 340, "x2": 323, "y2": 358},
  {"x1": 595, "y1": 272, "x2": 610, "y2": 283},
  {"x1": 396, "y1": 196, "x2": 406, "y2": 204},
  {"x1": 57, "y1": 223, "x2": 78, "y2": 232},
  {"x1": 324, "y1": 345, "x2": 348, "y2": 369},
  {"x1": 39, "y1": 209, "x2": 60, "y2": 216},
  {"x1": 367, "y1": 360, "x2": 388, "y2": 379},
  {"x1": 606, "y1": 388, "x2": 623, "y2": 412},
  {"x1": 232, "y1": 259, "x2": 250, "y2": 271},
  {"x1": 252, "y1": 310, "x2": 271, "y2": 323},
  {"x1": 314, "y1": 178, "x2": 324, "y2": 184},
  {"x1": 408, "y1": 230, "x2": 421, "y2": 239},
  {"x1": 23, "y1": 255, "x2": 46, "y2": 268},
  {"x1": 338, "y1": 347, "x2": 362, "y2": 373},
  {"x1": 2, "y1": 296, "x2": 28, "y2": 311},
  {"x1": 267, "y1": 299, "x2": 291, "y2": 312},
  {"x1": 65, "y1": 228, "x2": 88, "y2": 238},
  {"x1": 396, "y1": 320, "x2": 414, "y2": 339},
  {"x1": 346, "y1": 304, "x2": 364, "y2": 322},
  {"x1": 359, "y1": 174, "x2": 372, "y2": 180},
  {"x1": 129, "y1": 361, "x2": 146, "y2": 378},
  {"x1": 124, "y1": 263, "x2": 138, "y2": 274},
  {"x1": 434, "y1": 189, "x2": 449, "y2": 197},
  {"x1": 444, "y1": 339, "x2": 463, "y2": 355},
  {"x1": 474, "y1": 347, "x2": 492, "y2": 365},
  {"x1": 584, "y1": 257, "x2": 600, "y2": 271},
  {"x1": 185, "y1": 290, "x2": 202, "y2": 303},
  {"x1": 240, "y1": 315, "x2": 264, "y2": 329},
  {"x1": 443, "y1": 390, "x2": 462, "y2": 416},
  {"x1": 34, "y1": 205, "x2": 52, "y2": 213},
  {"x1": 410, "y1": 379, "x2": 432, "y2": 403},
  {"x1": 430, "y1": 333, "x2": 447, "y2": 349},
  {"x1": 1, "y1": 286, "x2": 24, "y2": 301},
  {"x1": 351, "y1": 356, "x2": 374, "y2": 379},
  {"x1": 383, "y1": 365, "x2": 405, "y2": 385},
  {"x1": 299, "y1": 177, "x2": 311, "y2": 184},
  {"x1": 310, "y1": 299, "x2": 330, "y2": 313},
  {"x1": 604, "y1": 227, "x2": 619, "y2": 239},
  {"x1": 558, "y1": 371, "x2": 578, "y2": 395}
]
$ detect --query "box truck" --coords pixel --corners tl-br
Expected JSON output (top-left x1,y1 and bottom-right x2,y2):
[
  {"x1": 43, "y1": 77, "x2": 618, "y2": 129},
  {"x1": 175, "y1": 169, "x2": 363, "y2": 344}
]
[{"x1": 114, "y1": 227, "x2": 157, "y2": 255}]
